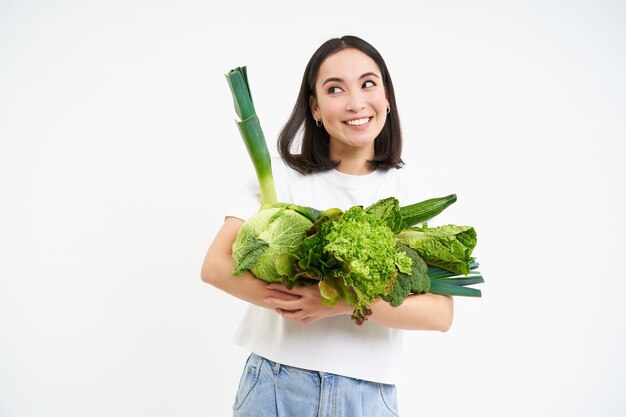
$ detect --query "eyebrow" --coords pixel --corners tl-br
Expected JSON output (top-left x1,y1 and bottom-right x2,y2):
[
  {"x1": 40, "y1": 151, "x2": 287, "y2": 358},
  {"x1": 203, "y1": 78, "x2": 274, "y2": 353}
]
[{"x1": 321, "y1": 72, "x2": 380, "y2": 86}]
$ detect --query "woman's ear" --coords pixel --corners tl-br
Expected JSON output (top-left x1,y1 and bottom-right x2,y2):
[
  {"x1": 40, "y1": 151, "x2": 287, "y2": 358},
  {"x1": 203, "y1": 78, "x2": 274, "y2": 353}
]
[{"x1": 309, "y1": 95, "x2": 319, "y2": 121}]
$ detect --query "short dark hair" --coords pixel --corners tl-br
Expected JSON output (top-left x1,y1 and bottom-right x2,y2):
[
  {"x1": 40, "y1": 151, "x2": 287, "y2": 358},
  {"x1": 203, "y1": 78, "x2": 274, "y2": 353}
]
[{"x1": 277, "y1": 35, "x2": 403, "y2": 174}]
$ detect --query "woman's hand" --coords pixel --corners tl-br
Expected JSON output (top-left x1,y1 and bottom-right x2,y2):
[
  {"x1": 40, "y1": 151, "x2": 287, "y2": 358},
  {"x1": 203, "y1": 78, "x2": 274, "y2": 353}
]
[{"x1": 263, "y1": 283, "x2": 353, "y2": 324}]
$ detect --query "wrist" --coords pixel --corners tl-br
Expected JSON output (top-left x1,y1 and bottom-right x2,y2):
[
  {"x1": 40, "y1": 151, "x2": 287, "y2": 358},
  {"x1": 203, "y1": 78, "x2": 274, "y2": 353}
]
[{"x1": 334, "y1": 300, "x2": 354, "y2": 317}]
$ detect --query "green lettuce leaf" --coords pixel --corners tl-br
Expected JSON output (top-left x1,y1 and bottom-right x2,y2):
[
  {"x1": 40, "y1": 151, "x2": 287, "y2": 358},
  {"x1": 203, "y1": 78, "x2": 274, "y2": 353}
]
[
  {"x1": 323, "y1": 206, "x2": 398, "y2": 321},
  {"x1": 365, "y1": 197, "x2": 406, "y2": 234},
  {"x1": 396, "y1": 224, "x2": 477, "y2": 275}
]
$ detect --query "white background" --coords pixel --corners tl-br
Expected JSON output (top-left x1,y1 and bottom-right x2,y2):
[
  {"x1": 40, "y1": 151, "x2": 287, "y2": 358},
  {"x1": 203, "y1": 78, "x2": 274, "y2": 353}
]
[{"x1": 1, "y1": 1, "x2": 625, "y2": 416}]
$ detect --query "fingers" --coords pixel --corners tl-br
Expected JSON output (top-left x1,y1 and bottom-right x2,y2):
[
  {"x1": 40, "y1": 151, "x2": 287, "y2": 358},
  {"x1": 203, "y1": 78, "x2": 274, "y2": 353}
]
[
  {"x1": 264, "y1": 296, "x2": 314, "y2": 324},
  {"x1": 263, "y1": 297, "x2": 302, "y2": 311},
  {"x1": 264, "y1": 284, "x2": 344, "y2": 324},
  {"x1": 275, "y1": 308, "x2": 310, "y2": 323},
  {"x1": 266, "y1": 289, "x2": 300, "y2": 301},
  {"x1": 266, "y1": 283, "x2": 308, "y2": 296}
]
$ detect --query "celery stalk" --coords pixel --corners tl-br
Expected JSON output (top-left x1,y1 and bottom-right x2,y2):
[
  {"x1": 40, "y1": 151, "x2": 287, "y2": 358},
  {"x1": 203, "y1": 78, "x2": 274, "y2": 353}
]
[{"x1": 225, "y1": 66, "x2": 277, "y2": 205}]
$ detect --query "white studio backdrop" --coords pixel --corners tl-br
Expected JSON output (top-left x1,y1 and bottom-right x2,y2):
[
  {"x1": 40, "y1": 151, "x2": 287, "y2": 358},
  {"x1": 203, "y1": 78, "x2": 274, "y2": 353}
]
[{"x1": 1, "y1": 1, "x2": 625, "y2": 416}]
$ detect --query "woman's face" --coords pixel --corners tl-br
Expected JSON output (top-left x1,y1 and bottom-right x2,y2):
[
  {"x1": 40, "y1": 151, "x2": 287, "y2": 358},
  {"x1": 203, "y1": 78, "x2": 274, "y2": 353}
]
[{"x1": 310, "y1": 48, "x2": 389, "y2": 155}]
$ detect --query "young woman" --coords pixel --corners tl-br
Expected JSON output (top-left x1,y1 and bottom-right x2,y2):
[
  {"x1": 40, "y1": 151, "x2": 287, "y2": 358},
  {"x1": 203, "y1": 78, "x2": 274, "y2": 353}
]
[{"x1": 201, "y1": 35, "x2": 453, "y2": 417}]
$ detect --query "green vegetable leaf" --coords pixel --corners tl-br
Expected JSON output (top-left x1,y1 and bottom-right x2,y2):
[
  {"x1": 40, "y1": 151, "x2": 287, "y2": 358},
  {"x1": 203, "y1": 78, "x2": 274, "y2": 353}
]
[
  {"x1": 275, "y1": 253, "x2": 297, "y2": 283},
  {"x1": 395, "y1": 250, "x2": 413, "y2": 275},
  {"x1": 231, "y1": 206, "x2": 314, "y2": 282},
  {"x1": 365, "y1": 197, "x2": 406, "y2": 233},
  {"x1": 323, "y1": 206, "x2": 398, "y2": 322},
  {"x1": 397, "y1": 224, "x2": 477, "y2": 275},
  {"x1": 288, "y1": 204, "x2": 322, "y2": 223},
  {"x1": 232, "y1": 223, "x2": 269, "y2": 275},
  {"x1": 319, "y1": 278, "x2": 358, "y2": 307}
]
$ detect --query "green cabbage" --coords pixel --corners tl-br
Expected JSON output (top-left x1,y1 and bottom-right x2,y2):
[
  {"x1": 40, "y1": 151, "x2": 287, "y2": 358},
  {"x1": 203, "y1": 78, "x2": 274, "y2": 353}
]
[{"x1": 232, "y1": 204, "x2": 315, "y2": 283}]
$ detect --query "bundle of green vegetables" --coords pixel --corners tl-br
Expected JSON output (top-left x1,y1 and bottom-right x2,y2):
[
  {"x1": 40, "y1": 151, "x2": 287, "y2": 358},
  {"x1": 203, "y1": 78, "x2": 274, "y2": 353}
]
[{"x1": 225, "y1": 66, "x2": 483, "y2": 325}]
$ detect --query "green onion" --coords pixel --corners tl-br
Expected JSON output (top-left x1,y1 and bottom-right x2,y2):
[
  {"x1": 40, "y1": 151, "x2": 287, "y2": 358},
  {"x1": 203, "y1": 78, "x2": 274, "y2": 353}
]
[{"x1": 225, "y1": 66, "x2": 277, "y2": 205}]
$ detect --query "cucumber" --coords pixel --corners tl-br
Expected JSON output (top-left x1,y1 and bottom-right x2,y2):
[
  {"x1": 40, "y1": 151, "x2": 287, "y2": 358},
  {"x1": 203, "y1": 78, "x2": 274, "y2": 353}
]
[{"x1": 399, "y1": 194, "x2": 457, "y2": 227}]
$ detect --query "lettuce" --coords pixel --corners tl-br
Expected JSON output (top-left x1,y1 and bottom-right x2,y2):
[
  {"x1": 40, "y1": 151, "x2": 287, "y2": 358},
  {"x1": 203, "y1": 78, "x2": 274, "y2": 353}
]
[
  {"x1": 324, "y1": 206, "x2": 399, "y2": 321},
  {"x1": 396, "y1": 224, "x2": 477, "y2": 275},
  {"x1": 284, "y1": 205, "x2": 406, "y2": 324}
]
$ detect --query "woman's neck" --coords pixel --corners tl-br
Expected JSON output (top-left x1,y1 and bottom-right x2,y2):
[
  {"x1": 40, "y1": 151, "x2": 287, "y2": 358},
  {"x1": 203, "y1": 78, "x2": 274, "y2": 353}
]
[{"x1": 329, "y1": 143, "x2": 376, "y2": 175}]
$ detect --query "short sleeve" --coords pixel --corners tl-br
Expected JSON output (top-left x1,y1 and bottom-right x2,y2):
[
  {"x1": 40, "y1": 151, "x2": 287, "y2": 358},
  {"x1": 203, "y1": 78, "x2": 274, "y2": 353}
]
[{"x1": 223, "y1": 174, "x2": 262, "y2": 221}]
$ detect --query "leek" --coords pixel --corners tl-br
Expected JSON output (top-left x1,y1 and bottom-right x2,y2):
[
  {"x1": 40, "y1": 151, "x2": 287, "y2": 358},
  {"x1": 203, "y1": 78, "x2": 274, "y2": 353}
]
[
  {"x1": 428, "y1": 262, "x2": 483, "y2": 297},
  {"x1": 225, "y1": 66, "x2": 277, "y2": 205}
]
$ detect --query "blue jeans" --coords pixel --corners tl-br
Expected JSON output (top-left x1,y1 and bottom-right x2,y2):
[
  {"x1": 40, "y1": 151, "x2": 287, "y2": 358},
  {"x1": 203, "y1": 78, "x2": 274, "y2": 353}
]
[{"x1": 232, "y1": 353, "x2": 400, "y2": 417}]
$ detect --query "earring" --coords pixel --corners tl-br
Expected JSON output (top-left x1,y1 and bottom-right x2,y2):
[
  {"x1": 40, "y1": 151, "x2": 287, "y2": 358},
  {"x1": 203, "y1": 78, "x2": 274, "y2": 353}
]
[
  {"x1": 315, "y1": 119, "x2": 323, "y2": 127},
  {"x1": 386, "y1": 106, "x2": 391, "y2": 114}
]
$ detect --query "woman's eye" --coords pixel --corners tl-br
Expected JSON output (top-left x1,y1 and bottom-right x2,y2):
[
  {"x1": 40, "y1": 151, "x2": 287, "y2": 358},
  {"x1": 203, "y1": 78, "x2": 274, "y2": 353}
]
[
  {"x1": 328, "y1": 86, "x2": 343, "y2": 94},
  {"x1": 363, "y1": 80, "x2": 376, "y2": 88}
]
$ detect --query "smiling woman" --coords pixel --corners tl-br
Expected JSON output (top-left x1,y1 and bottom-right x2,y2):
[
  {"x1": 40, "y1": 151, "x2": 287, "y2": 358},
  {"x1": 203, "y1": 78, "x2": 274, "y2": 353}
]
[{"x1": 201, "y1": 35, "x2": 453, "y2": 417}]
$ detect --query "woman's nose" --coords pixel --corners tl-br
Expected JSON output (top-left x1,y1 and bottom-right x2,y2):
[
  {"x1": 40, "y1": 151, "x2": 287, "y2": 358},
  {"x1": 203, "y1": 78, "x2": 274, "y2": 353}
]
[{"x1": 345, "y1": 91, "x2": 366, "y2": 112}]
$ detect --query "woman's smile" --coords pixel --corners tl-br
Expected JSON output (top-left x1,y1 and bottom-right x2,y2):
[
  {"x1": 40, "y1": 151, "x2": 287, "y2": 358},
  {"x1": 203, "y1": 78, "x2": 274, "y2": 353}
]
[{"x1": 345, "y1": 117, "x2": 372, "y2": 127}]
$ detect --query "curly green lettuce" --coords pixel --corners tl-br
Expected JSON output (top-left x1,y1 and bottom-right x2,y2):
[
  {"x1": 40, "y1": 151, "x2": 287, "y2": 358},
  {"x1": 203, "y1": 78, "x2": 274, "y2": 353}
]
[{"x1": 322, "y1": 206, "x2": 400, "y2": 323}]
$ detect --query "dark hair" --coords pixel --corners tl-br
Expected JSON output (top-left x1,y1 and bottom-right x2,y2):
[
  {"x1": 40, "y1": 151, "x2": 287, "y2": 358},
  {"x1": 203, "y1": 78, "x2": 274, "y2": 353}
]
[{"x1": 277, "y1": 35, "x2": 403, "y2": 174}]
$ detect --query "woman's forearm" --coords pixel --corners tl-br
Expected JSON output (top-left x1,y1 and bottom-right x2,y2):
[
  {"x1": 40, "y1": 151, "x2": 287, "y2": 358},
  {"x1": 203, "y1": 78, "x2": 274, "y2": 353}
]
[
  {"x1": 368, "y1": 293, "x2": 454, "y2": 331},
  {"x1": 202, "y1": 218, "x2": 454, "y2": 331},
  {"x1": 201, "y1": 217, "x2": 297, "y2": 309}
]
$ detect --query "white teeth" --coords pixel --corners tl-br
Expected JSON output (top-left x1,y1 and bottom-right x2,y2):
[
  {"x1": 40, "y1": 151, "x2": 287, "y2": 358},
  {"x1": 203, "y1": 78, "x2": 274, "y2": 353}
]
[{"x1": 346, "y1": 117, "x2": 370, "y2": 126}]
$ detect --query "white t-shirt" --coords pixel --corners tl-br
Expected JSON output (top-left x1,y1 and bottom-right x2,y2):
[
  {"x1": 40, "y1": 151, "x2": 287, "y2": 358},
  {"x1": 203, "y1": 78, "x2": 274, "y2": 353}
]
[{"x1": 227, "y1": 157, "x2": 436, "y2": 384}]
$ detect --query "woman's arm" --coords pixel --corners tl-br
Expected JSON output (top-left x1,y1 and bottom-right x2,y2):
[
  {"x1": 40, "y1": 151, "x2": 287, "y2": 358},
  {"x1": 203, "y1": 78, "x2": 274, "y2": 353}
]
[
  {"x1": 265, "y1": 284, "x2": 453, "y2": 331},
  {"x1": 203, "y1": 217, "x2": 454, "y2": 331},
  {"x1": 368, "y1": 293, "x2": 453, "y2": 331}
]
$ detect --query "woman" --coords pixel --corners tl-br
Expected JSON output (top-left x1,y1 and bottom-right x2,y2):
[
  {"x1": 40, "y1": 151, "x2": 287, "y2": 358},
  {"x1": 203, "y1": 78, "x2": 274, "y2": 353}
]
[{"x1": 201, "y1": 35, "x2": 453, "y2": 417}]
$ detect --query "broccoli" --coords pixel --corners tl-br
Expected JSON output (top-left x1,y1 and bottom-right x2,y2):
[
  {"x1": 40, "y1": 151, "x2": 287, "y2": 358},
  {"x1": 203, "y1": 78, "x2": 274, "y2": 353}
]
[{"x1": 383, "y1": 245, "x2": 430, "y2": 307}]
